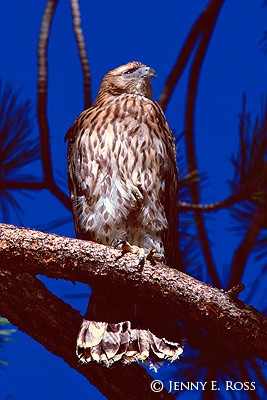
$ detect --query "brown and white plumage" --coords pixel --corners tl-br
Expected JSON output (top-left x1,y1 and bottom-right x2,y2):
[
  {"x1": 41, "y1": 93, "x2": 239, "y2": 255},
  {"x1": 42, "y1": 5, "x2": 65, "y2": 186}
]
[{"x1": 65, "y1": 61, "x2": 182, "y2": 366}]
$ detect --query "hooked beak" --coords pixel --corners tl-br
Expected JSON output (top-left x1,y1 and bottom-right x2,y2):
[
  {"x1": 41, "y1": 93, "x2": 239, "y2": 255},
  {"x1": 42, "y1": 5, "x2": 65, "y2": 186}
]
[{"x1": 139, "y1": 66, "x2": 157, "y2": 79}]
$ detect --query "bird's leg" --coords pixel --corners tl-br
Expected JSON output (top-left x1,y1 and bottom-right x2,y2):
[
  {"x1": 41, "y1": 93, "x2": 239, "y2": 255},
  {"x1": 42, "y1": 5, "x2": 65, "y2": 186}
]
[
  {"x1": 115, "y1": 182, "x2": 163, "y2": 266},
  {"x1": 113, "y1": 180, "x2": 145, "y2": 264}
]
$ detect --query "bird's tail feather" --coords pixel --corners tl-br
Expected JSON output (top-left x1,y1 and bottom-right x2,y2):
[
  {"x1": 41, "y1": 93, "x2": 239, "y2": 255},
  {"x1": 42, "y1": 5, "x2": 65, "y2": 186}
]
[{"x1": 76, "y1": 319, "x2": 183, "y2": 367}]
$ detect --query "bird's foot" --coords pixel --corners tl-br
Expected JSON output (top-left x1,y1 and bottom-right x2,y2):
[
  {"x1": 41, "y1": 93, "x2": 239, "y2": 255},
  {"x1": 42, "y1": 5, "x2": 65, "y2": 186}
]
[
  {"x1": 127, "y1": 180, "x2": 143, "y2": 210},
  {"x1": 115, "y1": 240, "x2": 162, "y2": 267},
  {"x1": 146, "y1": 248, "x2": 163, "y2": 264},
  {"x1": 115, "y1": 239, "x2": 145, "y2": 266}
]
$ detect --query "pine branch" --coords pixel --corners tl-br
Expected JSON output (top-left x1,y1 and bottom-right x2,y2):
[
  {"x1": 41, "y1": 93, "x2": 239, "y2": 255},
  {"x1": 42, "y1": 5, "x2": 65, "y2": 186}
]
[
  {"x1": 0, "y1": 223, "x2": 266, "y2": 362},
  {"x1": 249, "y1": 359, "x2": 267, "y2": 391},
  {"x1": 70, "y1": 0, "x2": 92, "y2": 108},
  {"x1": 228, "y1": 204, "x2": 267, "y2": 289},
  {"x1": 238, "y1": 361, "x2": 261, "y2": 400},
  {"x1": 0, "y1": 79, "x2": 42, "y2": 220},
  {"x1": 227, "y1": 97, "x2": 267, "y2": 288}
]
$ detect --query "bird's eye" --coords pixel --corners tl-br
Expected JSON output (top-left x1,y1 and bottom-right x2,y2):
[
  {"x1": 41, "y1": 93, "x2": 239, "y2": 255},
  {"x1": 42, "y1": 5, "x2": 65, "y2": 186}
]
[{"x1": 123, "y1": 68, "x2": 137, "y2": 75}]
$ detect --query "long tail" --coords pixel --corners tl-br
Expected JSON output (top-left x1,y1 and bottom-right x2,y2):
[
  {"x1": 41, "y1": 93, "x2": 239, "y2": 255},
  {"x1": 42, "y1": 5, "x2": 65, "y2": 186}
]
[{"x1": 76, "y1": 319, "x2": 183, "y2": 367}]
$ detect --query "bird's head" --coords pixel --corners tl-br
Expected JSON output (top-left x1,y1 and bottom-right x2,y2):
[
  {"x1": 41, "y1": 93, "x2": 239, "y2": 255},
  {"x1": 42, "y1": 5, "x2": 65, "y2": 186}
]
[{"x1": 97, "y1": 61, "x2": 156, "y2": 99}]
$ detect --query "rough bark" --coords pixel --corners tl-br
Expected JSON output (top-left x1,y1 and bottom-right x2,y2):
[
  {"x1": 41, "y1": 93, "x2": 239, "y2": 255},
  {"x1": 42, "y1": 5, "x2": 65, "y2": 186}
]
[{"x1": 0, "y1": 223, "x2": 267, "y2": 365}]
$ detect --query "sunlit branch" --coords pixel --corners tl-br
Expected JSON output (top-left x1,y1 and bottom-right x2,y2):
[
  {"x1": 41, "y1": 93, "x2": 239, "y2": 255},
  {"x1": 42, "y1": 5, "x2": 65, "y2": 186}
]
[
  {"x1": 184, "y1": 0, "x2": 224, "y2": 288},
  {"x1": 70, "y1": 0, "x2": 92, "y2": 108},
  {"x1": 1, "y1": 223, "x2": 267, "y2": 361}
]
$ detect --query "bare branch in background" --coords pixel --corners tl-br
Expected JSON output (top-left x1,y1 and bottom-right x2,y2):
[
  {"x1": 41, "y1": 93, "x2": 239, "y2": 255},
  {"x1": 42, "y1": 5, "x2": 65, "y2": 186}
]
[
  {"x1": 37, "y1": 0, "x2": 71, "y2": 210},
  {"x1": 0, "y1": 181, "x2": 45, "y2": 191},
  {"x1": 179, "y1": 189, "x2": 249, "y2": 212},
  {"x1": 184, "y1": 0, "x2": 224, "y2": 288},
  {"x1": 37, "y1": 0, "x2": 59, "y2": 183},
  {"x1": 70, "y1": 0, "x2": 92, "y2": 109},
  {"x1": 158, "y1": 0, "x2": 224, "y2": 110}
]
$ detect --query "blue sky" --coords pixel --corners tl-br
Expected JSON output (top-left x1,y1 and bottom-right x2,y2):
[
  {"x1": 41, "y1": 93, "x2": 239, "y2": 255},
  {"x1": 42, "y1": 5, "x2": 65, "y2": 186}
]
[{"x1": 0, "y1": 1, "x2": 267, "y2": 399}]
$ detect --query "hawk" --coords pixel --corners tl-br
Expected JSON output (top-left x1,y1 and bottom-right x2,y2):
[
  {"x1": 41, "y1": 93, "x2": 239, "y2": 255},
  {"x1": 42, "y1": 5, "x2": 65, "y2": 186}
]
[{"x1": 65, "y1": 61, "x2": 183, "y2": 366}]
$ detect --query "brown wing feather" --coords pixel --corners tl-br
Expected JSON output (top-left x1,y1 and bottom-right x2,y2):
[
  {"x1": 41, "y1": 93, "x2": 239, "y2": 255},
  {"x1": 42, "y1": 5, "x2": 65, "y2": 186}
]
[{"x1": 67, "y1": 94, "x2": 178, "y2": 262}]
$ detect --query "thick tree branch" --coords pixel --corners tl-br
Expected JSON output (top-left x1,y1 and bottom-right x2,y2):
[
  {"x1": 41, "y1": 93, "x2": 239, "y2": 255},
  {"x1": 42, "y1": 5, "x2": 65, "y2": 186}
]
[
  {"x1": 0, "y1": 223, "x2": 266, "y2": 362},
  {"x1": 0, "y1": 270, "x2": 173, "y2": 400}
]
